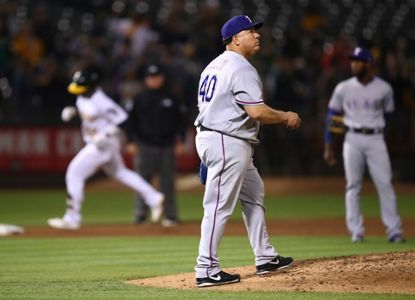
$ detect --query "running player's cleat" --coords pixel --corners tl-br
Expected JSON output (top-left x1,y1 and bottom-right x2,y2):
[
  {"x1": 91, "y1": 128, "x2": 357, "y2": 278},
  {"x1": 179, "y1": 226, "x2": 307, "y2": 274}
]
[
  {"x1": 150, "y1": 194, "x2": 164, "y2": 223},
  {"x1": 47, "y1": 217, "x2": 80, "y2": 230},
  {"x1": 351, "y1": 234, "x2": 364, "y2": 243},
  {"x1": 256, "y1": 255, "x2": 294, "y2": 275},
  {"x1": 196, "y1": 271, "x2": 240, "y2": 287}
]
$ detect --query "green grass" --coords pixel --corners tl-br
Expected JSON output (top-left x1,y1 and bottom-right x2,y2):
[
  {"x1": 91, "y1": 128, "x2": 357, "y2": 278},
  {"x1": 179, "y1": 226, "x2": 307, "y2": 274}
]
[
  {"x1": 0, "y1": 188, "x2": 414, "y2": 299},
  {"x1": 0, "y1": 190, "x2": 414, "y2": 225},
  {"x1": 0, "y1": 235, "x2": 414, "y2": 300}
]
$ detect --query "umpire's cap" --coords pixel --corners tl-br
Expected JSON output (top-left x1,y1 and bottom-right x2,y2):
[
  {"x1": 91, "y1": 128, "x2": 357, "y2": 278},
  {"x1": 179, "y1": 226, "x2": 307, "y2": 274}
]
[
  {"x1": 348, "y1": 47, "x2": 373, "y2": 62},
  {"x1": 145, "y1": 64, "x2": 165, "y2": 77},
  {"x1": 221, "y1": 15, "x2": 263, "y2": 40},
  {"x1": 67, "y1": 66, "x2": 101, "y2": 95}
]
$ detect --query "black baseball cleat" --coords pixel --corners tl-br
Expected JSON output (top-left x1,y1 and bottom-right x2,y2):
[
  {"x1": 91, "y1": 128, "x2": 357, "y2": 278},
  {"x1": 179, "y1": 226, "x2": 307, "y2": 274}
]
[
  {"x1": 256, "y1": 255, "x2": 294, "y2": 275},
  {"x1": 388, "y1": 234, "x2": 406, "y2": 243},
  {"x1": 196, "y1": 271, "x2": 241, "y2": 287}
]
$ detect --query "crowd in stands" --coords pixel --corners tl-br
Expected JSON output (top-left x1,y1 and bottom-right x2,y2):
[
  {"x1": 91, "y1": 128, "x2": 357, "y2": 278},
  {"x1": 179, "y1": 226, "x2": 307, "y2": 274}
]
[{"x1": 0, "y1": 0, "x2": 414, "y2": 177}]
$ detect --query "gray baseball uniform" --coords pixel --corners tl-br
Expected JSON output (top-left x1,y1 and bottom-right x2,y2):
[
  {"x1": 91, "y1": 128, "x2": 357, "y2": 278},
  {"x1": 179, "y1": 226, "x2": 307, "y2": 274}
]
[
  {"x1": 328, "y1": 76, "x2": 402, "y2": 240},
  {"x1": 194, "y1": 50, "x2": 278, "y2": 278}
]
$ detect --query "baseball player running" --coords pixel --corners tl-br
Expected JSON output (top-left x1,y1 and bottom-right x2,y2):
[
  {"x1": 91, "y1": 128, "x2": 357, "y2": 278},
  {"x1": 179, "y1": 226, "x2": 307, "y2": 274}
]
[
  {"x1": 48, "y1": 66, "x2": 164, "y2": 229},
  {"x1": 324, "y1": 47, "x2": 404, "y2": 243},
  {"x1": 194, "y1": 15, "x2": 301, "y2": 287}
]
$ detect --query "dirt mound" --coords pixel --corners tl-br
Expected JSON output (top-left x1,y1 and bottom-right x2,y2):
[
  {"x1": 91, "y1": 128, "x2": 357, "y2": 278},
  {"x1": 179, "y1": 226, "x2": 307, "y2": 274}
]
[{"x1": 128, "y1": 251, "x2": 415, "y2": 294}]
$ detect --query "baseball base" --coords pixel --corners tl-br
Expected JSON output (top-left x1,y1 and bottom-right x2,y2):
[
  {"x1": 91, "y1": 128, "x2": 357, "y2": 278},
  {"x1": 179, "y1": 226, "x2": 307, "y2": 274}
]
[{"x1": 0, "y1": 224, "x2": 25, "y2": 236}]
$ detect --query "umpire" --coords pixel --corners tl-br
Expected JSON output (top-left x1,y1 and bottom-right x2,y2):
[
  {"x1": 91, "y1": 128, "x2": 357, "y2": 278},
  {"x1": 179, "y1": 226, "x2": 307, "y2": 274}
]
[{"x1": 126, "y1": 64, "x2": 188, "y2": 226}]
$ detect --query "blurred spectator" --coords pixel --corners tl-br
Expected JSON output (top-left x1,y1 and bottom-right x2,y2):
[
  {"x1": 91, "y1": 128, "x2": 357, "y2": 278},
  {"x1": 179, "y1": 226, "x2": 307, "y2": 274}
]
[
  {"x1": 382, "y1": 48, "x2": 414, "y2": 147},
  {"x1": 12, "y1": 21, "x2": 45, "y2": 67},
  {"x1": 0, "y1": 0, "x2": 414, "y2": 177},
  {"x1": 0, "y1": 16, "x2": 11, "y2": 77}
]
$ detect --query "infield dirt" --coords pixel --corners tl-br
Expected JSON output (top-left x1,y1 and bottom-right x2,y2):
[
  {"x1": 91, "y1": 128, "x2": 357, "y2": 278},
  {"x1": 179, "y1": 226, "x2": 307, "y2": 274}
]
[{"x1": 128, "y1": 251, "x2": 415, "y2": 294}]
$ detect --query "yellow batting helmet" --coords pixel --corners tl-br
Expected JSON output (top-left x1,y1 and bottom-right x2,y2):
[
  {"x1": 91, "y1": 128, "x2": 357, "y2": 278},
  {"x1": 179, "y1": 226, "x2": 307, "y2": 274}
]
[{"x1": 67, "y1": 67, "x2": 100, "y2": 95}]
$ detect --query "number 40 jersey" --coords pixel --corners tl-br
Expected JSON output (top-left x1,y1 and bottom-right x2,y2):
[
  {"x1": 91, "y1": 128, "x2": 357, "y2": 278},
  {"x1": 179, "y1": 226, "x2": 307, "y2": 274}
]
[{"x1": 194, "y1": 50, "x2": 264, "y2": 144}]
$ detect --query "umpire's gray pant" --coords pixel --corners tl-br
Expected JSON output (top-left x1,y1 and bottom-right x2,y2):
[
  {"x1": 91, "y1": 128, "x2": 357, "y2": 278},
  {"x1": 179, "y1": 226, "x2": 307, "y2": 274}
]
[{"x1": 134, "y1": 143, "x2": 178, "y2": 221}]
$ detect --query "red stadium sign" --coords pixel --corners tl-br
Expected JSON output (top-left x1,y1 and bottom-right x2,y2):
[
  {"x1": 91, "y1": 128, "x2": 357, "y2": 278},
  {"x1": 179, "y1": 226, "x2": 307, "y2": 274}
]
[
  {"x1": 0, "y1": 126, "x2": 199, "y2": 173},
  {"x1": 0, "y1": 126, "x2": 82, "y2": 172}
]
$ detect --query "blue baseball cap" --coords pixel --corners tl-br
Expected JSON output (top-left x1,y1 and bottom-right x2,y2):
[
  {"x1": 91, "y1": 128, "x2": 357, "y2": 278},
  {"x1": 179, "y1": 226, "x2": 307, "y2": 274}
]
[
  {"x1": 221, "y1": 15, "x2": 263, "y2": 40},
  {"x1": 348, "y1": 47, "x2": 373, "y2": 62}
]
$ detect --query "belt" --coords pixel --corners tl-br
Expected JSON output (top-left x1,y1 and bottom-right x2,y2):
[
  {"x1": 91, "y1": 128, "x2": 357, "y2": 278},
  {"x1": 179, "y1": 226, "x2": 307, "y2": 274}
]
[
  {"x1": 346, "y1": 126, "x2": 383, "y2": 135},
  {"x1": 199, "y1": 125, "x2": 213, "y2": 132}
]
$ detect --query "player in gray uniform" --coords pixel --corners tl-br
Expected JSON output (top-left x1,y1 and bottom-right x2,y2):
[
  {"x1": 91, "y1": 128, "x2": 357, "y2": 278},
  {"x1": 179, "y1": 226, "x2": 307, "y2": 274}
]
[
  {"x1": 324, "y1": 47, "x2": 404, "y2": 243},
  {"x1": 47, "y1": 67, "x2": 164, "y2": 230},
  {"x1": 194, "y1": 15, "x2": 301, "y2": 287}
]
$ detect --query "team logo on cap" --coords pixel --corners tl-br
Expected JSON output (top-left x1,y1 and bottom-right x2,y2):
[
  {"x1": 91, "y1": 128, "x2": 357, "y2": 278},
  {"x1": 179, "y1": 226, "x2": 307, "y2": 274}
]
[
  {"x1": 148, "y1": 65, "x2": 159, "y2": 73},
  {"x1": 354, "y1": 47, "x2": 362, "y2": 55}
]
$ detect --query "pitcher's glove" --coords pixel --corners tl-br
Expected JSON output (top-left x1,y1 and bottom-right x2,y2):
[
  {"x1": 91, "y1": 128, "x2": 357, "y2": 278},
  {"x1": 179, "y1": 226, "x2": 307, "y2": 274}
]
[
  {"x1": 199, "y1": 162, "x2": 208, "y2": 185},
  {"x1": 328, "y1": 115, "x2": 345, "y2": 134}
]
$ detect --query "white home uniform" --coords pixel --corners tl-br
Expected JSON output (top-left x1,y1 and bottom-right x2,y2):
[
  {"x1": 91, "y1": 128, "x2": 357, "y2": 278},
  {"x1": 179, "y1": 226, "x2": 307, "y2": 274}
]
[
  {"x1": 54, "y1": 88, "x2": 163, "y2": 227},
  {"x1": 328, "y1": 76, "x2": 402, "y2": 240},
  {"x1": 194, "y1": 50, "x2": 278, "y2": 278}
]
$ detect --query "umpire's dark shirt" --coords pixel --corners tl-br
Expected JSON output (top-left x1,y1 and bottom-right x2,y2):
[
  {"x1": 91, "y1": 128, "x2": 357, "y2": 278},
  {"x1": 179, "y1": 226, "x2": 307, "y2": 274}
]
[{"x1": 126, "y1": 88, "x2": 187, "y2": 146}]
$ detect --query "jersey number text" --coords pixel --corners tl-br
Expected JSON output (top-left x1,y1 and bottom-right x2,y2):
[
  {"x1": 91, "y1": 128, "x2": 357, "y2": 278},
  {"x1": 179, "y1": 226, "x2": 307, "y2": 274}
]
[{"x1": 199, "y1": 75, "x2": 217, "y2": 102}]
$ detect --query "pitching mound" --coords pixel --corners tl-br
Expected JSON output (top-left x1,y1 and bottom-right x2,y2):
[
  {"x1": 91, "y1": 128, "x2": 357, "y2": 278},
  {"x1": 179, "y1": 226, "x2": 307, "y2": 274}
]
[{"x1": 128, "y1": 251, "x2": 415, "y2": 294}]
